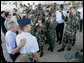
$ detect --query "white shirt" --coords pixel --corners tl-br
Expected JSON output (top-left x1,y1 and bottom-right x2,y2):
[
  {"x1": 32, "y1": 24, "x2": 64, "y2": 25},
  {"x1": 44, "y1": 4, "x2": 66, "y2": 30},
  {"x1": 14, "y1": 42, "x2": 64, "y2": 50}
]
[
  {"x1": 77, "y1": 7, "x2": 83, "y2": 19},
  {"x1": 32, "y1": 5, "x2": 35, "y2": 10},
  {"x1": 16, "y1": 32, "x2": 39, "y2": 54},
  {"x1": 55, "y1": 10, "x2": 66, "y2": 23},
  {"x1": 18, "y1": 7, "x2": 24, "y2": 13}
]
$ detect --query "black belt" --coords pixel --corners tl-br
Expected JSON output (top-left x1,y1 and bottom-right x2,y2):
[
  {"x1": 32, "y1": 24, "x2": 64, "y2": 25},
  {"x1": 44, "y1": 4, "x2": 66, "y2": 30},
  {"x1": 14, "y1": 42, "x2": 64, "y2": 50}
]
[{"x1": 58, "y1": 22, "x2": 64, "y2": 24}]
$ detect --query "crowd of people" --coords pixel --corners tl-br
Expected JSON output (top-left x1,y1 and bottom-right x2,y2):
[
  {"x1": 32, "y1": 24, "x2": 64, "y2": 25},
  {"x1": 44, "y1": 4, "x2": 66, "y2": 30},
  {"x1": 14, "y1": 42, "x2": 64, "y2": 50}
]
[{"x1": 1, "y1": 2, "x2": 83, "y2": 62}]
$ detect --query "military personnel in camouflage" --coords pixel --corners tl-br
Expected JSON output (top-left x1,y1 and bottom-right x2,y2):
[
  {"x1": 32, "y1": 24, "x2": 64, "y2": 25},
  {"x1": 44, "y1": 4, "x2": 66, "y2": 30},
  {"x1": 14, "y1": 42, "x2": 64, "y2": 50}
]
[
  {"x1": 42, "y1": 5, "x2": 47, "y2": 13},
  {"x1": 36, "y1": 3, "x2": 43, "y2": 13},
  {"x1": 51, "y1": 3, "x2": 57, "y2": 13},
  {"x1": 44, "y1": 10, "x2": 50, "y2": 24},
  {"x1": 47, "y1": 14, "x2": 58, "y2": 52},
  {"x1": 38, "y1": 11, "x2": 45, "y2": 23},
  {"x1": 31, "y1": 11, "x2": 45, "y2": 35},
  {"x1": 33, "y1": 17, "x2": 46, "y2": 57},
  {"x1": 58, "y1": 6, "x2": 80, "y2": 52},
  {"x1": 44, "y1": 10, "x2": 51, "y2": 44},
  {"x1": 29, "y1": 11, "x2": 35, "y2": 35}
]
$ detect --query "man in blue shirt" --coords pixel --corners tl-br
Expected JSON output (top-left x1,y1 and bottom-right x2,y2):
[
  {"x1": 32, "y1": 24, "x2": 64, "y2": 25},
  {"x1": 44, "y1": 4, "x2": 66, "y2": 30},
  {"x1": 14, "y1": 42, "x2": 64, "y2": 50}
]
[
  {"x1": 55, "y1": 4, "x2": 66, "y2": 45},
  {"x1": 5, "y1": 21, "x2": 26, "y2": 62}
]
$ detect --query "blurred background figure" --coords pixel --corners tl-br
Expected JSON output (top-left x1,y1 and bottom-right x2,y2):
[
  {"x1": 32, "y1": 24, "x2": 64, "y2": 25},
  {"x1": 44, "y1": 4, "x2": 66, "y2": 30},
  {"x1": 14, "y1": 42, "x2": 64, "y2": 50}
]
[
  {"x1": 77, "y1": 2, "x2": 83, "y2": 32},
  {"x1": 1, "y1": 11, "x2": 7, "y2": 35}
]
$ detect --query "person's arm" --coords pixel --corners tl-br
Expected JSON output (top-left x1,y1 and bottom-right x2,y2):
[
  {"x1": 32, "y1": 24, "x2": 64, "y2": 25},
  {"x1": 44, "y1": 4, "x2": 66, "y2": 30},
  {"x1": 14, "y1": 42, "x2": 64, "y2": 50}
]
[
  {"x1": 64, "y1": 11, "x2": 70, "y2": 22},
  {"x1": 16, "y1": 12, "x2": 23, "y2": 19},
  {"x1": 59, "y1": 10, "x2": 65, "y2": 19},
  {"x1": 31, "y1": 38, "x2": 40, "y2": 62},
  {"x1": 61, "y1": 11, "x2": 65, "y2": 19},
  {"x1": 12, "y1": 38, "x2": 26, "y2": 54},
  {"x1": 34, "y1": 52, "x2": 40, "y2": 62}
]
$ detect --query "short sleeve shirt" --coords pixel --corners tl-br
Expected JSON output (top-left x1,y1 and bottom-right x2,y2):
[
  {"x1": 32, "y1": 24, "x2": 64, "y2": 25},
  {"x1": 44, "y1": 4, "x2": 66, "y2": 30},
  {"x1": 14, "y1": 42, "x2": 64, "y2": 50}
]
[
  {"x1": 55, "y1": 10, "x2": 66, "y2": 23},
  {"x1": 16, "y1": 32, "x2": 39, "y2": 54}
]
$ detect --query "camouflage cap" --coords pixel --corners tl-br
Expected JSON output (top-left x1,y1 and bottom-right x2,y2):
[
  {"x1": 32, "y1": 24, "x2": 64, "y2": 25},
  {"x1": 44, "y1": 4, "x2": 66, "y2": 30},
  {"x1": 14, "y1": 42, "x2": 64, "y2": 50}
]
[{"x1": 69, "y1": 6, "x2": 76, "y2": 10}]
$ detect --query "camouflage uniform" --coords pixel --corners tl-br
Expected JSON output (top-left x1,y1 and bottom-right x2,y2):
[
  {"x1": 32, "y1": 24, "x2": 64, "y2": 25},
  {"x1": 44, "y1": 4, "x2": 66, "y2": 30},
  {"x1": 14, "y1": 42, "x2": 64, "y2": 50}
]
[
  {"x1": 59, "y1": 9, "x2": 80, "y2": 51},
  {"x1": 44, "y1": 11, "x2": 51, "y2": 44},
  {"x1": 47, "y1": 14, "x2": 58, "y2": 52},
  {"x1": 44, "y1": 17, "x2": 50, "y2": 44},
  {"x1": 51, "y1": 5, "x2": 56, "y2": 14},
  {"x1": 30, "y1": 19, "x2": 35, "y2": 35},
  {"x1": 30, "y1": 10, "x2": 40, "y2": 35},
  {"x1": 15, "y1": 53, "x2": 35, "y2": 62},
  {"x1": 44, "y1": 15, "x2": 50, "y2": 25},
  {"x1": 30, "y1": 12, "x2": 37, "y2": 35},
  {"x1": 33, "y1": 18, "x2": 46, "y2": 57},
  {"x1": 36, "y1": 3, "x2": 43, "y2": 13},
  {"x1": 69, "y1": 52, "x2": 83, "y2": 62}
]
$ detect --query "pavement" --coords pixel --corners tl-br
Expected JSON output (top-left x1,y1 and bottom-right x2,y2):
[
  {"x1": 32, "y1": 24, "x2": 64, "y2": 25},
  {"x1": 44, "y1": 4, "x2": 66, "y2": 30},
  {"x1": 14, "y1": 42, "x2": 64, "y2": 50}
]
[{"x1": 1, "y1": 29, "x2": 83, "y2": 62}]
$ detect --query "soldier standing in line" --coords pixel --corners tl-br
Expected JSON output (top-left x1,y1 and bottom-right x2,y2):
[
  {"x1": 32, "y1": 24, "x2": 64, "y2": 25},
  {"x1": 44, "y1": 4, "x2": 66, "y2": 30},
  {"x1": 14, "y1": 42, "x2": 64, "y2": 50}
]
[
  {"x1": 44, "y1": 10, "x2": 51, "y2": 44},
  {"x1": 58, "y1": 6, "x2": 80, "y2": 52},
  {"x1": 33, "y1": 17, "x2": 46, "y2": 57},
  {"x1": 47, "y1": 14, "x2": 58, "y2": 52}
]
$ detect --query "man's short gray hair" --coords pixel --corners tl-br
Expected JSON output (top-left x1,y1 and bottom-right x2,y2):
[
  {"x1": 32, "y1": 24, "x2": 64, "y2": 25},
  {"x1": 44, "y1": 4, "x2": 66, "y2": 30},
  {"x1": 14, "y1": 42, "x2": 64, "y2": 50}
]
[{"x1": 7, "y1": 21, "x2": 16, "y2": 29}]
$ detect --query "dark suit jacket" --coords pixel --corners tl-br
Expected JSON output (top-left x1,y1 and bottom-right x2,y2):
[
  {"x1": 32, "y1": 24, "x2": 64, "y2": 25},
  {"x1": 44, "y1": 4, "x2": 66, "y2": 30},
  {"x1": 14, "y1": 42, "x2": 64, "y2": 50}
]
[{"x1": 1, "y1": 16, "x2": 7, "y2": 35}]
